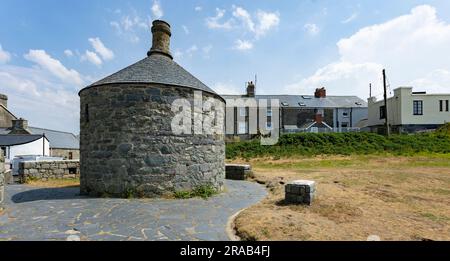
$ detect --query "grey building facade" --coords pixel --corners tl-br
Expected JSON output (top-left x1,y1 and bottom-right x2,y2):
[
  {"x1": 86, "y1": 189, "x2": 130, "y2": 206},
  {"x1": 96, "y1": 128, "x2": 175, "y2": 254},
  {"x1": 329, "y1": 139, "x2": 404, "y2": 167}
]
[{"x1": 222, "y1": 85, "x2": 368, "y2": 140}]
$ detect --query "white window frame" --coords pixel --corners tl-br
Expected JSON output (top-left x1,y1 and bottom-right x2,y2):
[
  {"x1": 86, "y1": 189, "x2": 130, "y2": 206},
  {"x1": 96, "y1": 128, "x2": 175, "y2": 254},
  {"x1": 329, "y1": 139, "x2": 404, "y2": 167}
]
[
  {"x1": 239, "y1": 108, "x2": 247, "y2": 117},
  {"x1": 238, "y1": 122, "x2": 248, "y2": 134}
]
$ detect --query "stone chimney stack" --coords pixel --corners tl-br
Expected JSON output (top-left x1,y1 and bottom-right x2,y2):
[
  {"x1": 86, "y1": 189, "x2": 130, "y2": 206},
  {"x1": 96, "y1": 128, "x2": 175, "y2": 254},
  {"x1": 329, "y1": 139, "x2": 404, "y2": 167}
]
[
  {"x1": 10, "y1": 118, "x2": 31, "y2": 134},
  {"x1": 148, "y1": 20, "x2": 173, "y2": 59},
  {"x1": 0, "y1": 94, "x2": 7, "y2": 108},
  {"x1": 246, "y1": 81, "x2": 255, "y2": 97},
  {"x1": 315, "y1": 87, "x2": 326, "y2": 98}
]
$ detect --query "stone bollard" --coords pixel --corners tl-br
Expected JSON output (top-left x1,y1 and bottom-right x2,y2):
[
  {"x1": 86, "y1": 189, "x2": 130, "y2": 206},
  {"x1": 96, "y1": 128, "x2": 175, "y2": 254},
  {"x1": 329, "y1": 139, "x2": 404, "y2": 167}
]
[
  {"x1": 285, "y1": 180, "x2": 316, "y2": 205},
  {"x1": 225, "y1": 164, "x2": 252, "y2": 180}
]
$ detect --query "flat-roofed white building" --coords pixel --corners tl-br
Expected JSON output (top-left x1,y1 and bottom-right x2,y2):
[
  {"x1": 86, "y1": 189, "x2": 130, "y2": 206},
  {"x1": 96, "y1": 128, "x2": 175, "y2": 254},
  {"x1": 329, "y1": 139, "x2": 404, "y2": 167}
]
[{"x1": 368, "y1": 87, "x2": 450, "y2": 133}]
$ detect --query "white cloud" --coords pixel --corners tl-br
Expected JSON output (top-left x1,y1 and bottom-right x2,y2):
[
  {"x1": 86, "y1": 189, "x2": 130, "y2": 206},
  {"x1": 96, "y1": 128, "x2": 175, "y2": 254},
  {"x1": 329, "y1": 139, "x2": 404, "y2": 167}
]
[
  {"x1": 182, "y1": 25, "x2": 190, "y2": 35},
  {"x1": 254, "y1": 10, "x2": 280, "y2": 38},
  {"x1": 173, "y1": 49, "x2": 183, "y2": 59},
  {"x1": 195, "y1": 6, "x2": 202, "y2": 12},
  {"x1": 206, "y1": 6, "x2": 279, "y2": 50},
  {"x1": 342, "y1": 13, "x2": 359, "y2": 24},
  {"x1": 0, "y1": 62, "x2": 82, "y2": 133},
  {"x1": 410, "y1": 69, "x2": 450, "y2": 93},
  {"x1": 203, "y1": 44, "x2": 213, "y2": 54},
  {"x1": 88, "y1": 37, "x2": 114, "y2": 61},
  {"x1": 81, "y1": 50, "x2": 103, "y2": 66},
  {"x1": 212, "y1": 82, "x2": 242, "y2": 95},
  {"x1": 233, "y1": 39, "x2": 253, "y2": 51},
  {"x1": 304, "y1": 23, "x2": 320, "y2": 35},
  {"x1": 110, "y1": 12, "x2": 149, "y2": 43},
  {"x1": 285, "y1": 5, "x2": 450, "y2": 99},
  {"x1": 206, "y1": 8, "x2": 233, "y2": 30},
  {"x1": 0, "y1": 44, "x2": 11, "y2": 64},
  {"x1": 64, "y1": 49, "x2": 74, "y2": 57},
  {"x1": 230, "y1": 6, "x2": 280, "y2": 38},
  {"x1": 202, "y1": 44, "x2": 213, "y2": 58},
  {"x1": 152, "y1": 0, "x2": 163, "y2": 19},
  {"x1": 24, "y1": 50, "x2": 84, "y2": 86},
  {"x1": 186, "y1": 45, "x2": 198, "y2": 57},
  {"x1": 232, "y1": 6, "x2": 255, "y2": 32}
]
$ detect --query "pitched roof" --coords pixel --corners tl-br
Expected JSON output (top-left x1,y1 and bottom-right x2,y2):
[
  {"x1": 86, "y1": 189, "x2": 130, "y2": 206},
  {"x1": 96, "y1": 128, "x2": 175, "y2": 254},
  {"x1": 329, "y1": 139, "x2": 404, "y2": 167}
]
[
  {"x1": 0, "y1": 127, "x2": 79, "y2": 149},
  {"x1": 0, "y1": 134, "x2": 45, "y2": 146},
  {"x1": 29, "y1": 127, "x2": 79, "y2": 149},
  {"x1": 221, "y1": 95, "x2": 368, "y2": 108},
  {"x1": 79, "y1": 54, "x2": 221, "y2": 98}
]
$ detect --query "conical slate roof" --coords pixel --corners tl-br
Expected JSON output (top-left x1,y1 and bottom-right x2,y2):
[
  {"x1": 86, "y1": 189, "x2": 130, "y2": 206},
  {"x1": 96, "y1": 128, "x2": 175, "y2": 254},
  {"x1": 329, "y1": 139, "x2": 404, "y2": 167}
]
[
  {"x1": 80, "y1": 54, "x2": 219, "y2": 95},
  {"x1": 79, "y1": 20, "x2": 221, "y2": 98}
]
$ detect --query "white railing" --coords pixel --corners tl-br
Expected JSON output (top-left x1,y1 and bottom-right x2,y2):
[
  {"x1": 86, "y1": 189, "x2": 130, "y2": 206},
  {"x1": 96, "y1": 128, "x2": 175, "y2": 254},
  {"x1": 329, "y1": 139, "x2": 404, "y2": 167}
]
[{"x1": 282, "y1": 127, "x2": 361, "y2": 134}]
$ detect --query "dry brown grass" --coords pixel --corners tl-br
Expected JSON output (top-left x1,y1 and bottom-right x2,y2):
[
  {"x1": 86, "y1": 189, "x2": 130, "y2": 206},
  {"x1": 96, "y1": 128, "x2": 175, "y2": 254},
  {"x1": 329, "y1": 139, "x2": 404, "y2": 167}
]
[
  {"x1": 231, "y1": 154, "x2": 450, "y2": 241},
  {"x1": 26, "y1": 178, "x2": 80, "y2": 188}
]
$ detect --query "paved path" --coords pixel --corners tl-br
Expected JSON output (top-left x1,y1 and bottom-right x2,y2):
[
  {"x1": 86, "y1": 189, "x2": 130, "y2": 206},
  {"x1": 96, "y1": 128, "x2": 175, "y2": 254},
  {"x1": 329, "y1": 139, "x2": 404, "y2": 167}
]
[{"x1": 0, "y1": 180, "x2": 266, "y2": 241}]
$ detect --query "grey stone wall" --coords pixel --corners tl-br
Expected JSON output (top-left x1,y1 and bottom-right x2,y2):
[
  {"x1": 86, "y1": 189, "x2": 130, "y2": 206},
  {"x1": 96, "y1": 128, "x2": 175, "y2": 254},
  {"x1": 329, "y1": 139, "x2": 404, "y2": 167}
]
[
  {"x1": 79, "y1": 84, "x2": 225, "y2": 198},
  {"x1": 18, "y1": 160, "x2": 80, "y2": 183},
  {"x1": 0, "y1": 152, "x2": 5, "y2": 209},
  {"x1": 51, "y1": 148, "x2": 80, "y2": 160}
]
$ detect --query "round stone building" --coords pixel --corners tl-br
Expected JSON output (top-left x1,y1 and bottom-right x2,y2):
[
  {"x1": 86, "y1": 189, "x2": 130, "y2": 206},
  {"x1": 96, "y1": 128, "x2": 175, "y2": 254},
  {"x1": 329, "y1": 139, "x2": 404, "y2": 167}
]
[{"x1": 78, "y1": 20, "x2": 225, "y2": 198}]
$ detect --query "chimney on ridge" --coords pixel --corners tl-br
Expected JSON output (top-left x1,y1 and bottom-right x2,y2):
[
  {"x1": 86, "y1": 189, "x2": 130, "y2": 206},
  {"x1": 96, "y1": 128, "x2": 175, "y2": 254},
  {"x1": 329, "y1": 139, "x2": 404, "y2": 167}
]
[
  {"x1": 0, "y1": 93, "x2": 7, "y2": 108},
  {"x1": 9, "y1": 118, "x2": 31, "y2": 134},
  {"x1": 148, "y1": 20, "x2": 173, "y2": 59},
  {"x1": 246, "y1": 81, "x2": 255, "y2": 97},
  {"x1": 315, "y1": 87, "x2": 326, "y2": 98}
]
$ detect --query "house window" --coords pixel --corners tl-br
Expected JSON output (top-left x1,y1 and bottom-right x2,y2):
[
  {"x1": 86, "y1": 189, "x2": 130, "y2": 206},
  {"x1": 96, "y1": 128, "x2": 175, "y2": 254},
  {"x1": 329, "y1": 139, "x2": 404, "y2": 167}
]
[
  {"x1": 238, "y1": 122, "x2": 248, "y2": 134},
  {"x1": 266, "y1": 121, "x2": 273, "y2": 130},
  {"x1": 343, "y1": 112, "x2": 349, "y2": 117},
  {"x1": 413, "y1": 100, "x2": 423, "y2": 115},
  {"x1": 341, "y1": 123, "x2": 348, "y2": 128},
  {"x1": 440, "y1": 100, "x2": 443, "y2": 112},
  {"x1": 239, "y1": 108, "x2": 247, "y2": 117},
  {"x1": 267, "y1": 108, "x2": 272, "y2": 117},
  {"x1": 380, "y1": 106, "x2": 386, "y2": 119},
  {"x1": 68, "y1": 152, "x2": 73, "y2": 160}
]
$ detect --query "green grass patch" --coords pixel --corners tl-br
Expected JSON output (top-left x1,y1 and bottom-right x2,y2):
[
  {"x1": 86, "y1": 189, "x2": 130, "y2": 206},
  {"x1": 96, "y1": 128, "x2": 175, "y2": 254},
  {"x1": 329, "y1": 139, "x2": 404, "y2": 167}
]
[{"x1": 174, "y1": 185, "x2": 219, "y2": 200}]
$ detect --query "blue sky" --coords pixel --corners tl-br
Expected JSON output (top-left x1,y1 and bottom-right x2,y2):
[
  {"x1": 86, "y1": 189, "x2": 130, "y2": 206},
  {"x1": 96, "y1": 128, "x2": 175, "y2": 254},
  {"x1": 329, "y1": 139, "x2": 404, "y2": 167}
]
[{"x1": 1, "y1": 0, "x2": 450, "y2": 134}]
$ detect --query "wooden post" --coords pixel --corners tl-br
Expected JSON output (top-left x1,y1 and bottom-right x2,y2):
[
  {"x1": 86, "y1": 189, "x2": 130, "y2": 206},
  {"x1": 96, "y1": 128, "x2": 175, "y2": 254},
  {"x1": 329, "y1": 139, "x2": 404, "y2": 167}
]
[{"x1": 383, "y1": 69, "x2": 390, "y2": 137}]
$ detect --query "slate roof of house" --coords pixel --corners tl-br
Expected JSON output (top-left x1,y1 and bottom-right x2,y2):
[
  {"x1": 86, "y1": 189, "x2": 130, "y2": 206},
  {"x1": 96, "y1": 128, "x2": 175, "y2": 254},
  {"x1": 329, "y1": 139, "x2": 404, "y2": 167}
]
[
  {"x1": 29, "y1": 127, "x2": 79, "y2": 150},
  {"x1": 80, "y1": 54, "x2": 220, "y2": 98},
  {"x1": 0, "y1": 134, "x2": 45, "y2": 146},
  {"x1": 221, "y1": 95, "x2": 368, "y2": 108},
  {"x1": 0, "y1": 127, "x2": 79, "y2": 149}
]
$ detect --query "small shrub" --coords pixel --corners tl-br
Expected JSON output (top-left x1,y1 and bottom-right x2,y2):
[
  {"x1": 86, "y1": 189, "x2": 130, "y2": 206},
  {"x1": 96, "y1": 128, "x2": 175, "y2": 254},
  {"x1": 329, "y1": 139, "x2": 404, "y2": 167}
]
[{"x1": 174, "y1": 185, "x2": 218, "y2": 200}]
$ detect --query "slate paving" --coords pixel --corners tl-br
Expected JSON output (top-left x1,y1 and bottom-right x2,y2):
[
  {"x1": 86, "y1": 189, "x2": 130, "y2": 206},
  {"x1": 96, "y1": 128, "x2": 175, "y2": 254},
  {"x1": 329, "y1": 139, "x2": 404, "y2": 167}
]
[{"x1": 0, "y1": 180, "x2": 266, "y2": 241}]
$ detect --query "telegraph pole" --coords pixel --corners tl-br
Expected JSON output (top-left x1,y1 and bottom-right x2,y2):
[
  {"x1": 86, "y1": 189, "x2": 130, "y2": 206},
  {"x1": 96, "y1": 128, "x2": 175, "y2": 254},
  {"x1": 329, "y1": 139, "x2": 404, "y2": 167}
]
[{"x1": 383, "y1": 69, "x2": 390, "y2": 137}]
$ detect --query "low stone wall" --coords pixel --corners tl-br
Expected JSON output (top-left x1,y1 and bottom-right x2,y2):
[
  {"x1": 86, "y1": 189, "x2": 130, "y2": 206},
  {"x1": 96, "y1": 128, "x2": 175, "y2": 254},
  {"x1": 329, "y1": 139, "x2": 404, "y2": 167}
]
[
  {"x1": 1, "y1": 153, "x2": 5, "y2": 210},
  {"x1": 19, "y1": 160, "x2": 80, "y2": 183},
  {"x1": 226, "y1": 164, "x2": 252, "y2": 180}
]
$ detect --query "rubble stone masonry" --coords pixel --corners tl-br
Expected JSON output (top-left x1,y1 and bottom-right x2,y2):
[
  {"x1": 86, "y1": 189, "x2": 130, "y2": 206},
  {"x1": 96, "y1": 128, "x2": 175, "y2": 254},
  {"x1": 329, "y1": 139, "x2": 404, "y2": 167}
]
[{"x1": 18, "y1": 160, "x2": 80, "y2": 183}]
